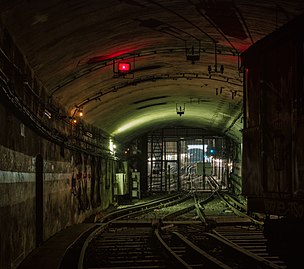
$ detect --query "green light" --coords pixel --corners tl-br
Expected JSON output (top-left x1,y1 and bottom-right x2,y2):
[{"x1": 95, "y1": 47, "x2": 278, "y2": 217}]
[
  {"x1": 113, "y1": 117, "x2": 150, "y2": 134},
  {"x1": 112, "y1": 109, "x2": 212, "y2": 137},
  {"x1": 112, "y1": 111, "x2": 174, "y2": 135}
]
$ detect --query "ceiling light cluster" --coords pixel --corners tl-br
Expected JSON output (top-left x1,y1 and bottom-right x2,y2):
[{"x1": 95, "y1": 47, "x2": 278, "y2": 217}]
[{"x1": 69, "y1": 107, "x2": 84, "y2": 125}]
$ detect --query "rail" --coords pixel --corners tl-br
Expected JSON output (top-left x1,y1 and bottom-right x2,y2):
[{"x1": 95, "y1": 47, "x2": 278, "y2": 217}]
[{"x1": 77, "y1": 191, "x2": 190, "y2": 269}]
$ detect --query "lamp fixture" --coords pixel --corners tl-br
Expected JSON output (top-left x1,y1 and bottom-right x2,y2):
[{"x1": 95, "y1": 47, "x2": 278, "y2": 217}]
[
  {"x1": 185, "y1": 40, "x2": 200, "y2": 64},
  {"x1": 44, "y1": 109, "x2": 52, "y2": 119},
  {"x1": 78, "y1": 108, "x2": 84, "y2": 117},
  {"x1": 176, "y1": 103, "x2": 185, "y2": 116},
  {"x1": 208, "y1": 64, "x2": 224, "y2": 74},
  {"x1": 208, "y1": 43, "x2": 224, "y2": 74},
  {"x1": 67, "y1": 106, "x2": 84, "y2": 125}
]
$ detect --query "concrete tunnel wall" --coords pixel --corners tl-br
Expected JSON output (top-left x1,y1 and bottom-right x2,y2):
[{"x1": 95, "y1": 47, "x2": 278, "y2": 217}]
[{"x1": 0, "y1": 100, "x2": 117, "y2": 269}]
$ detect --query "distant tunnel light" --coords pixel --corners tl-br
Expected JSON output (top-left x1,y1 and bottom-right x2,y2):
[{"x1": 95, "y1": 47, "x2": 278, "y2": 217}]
[{"x1": 118, "y1": 62, "x2": 131, "y2": 73}]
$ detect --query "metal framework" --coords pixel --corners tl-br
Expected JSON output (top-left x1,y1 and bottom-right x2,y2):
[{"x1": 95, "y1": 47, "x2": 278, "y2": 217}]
[{"x1": 147, "y1": 128, "x2": 231, "y2": 193}]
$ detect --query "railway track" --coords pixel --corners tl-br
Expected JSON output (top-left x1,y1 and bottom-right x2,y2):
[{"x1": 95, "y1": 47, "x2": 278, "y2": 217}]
[
  {"x1": 59, "y1": 192, "x2": 187, "y2": 269},
  {"x1": 206, "y1": 177, "x2": 288, "y2": 268},
  {"x1": 59, "y1": 187, "x2": 290, "y2": 269},
  {"x1": 213, "y1": 225, "x2": 288, "y2": 268},
  {"x1": 152, "y1": 188, "x2": 287, "y2": 268},
  {"x1": 84, "y1": 226, "x2": 168, "y2": 269}
]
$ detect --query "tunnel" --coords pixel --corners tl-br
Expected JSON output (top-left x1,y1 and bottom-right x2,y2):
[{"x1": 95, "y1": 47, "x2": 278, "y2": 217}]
[{"x1": 1, "y1": 1, "x2": 304, "y2": 269}]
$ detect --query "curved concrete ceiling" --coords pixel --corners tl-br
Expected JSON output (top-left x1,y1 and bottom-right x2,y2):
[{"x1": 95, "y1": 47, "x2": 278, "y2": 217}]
[{"x1": 1, "y1": 1, "x2": 304, "y2": 143}]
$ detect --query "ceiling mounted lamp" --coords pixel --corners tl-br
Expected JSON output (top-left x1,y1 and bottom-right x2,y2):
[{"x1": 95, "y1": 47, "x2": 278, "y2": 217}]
[
  {"x1": 185, "y1": 40, "x2": 201, "y2": 64},
  {"x1": 176, "y1": 103, "x2": 185, "y2": 116}
]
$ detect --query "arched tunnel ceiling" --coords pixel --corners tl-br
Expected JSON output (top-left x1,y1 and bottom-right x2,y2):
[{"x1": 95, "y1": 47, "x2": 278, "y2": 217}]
[{"x1": 1, "y1": 1, "x2": 304, "y2": 143}]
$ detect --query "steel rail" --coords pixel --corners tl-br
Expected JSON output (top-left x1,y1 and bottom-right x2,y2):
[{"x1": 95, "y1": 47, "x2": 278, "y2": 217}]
[
  {"x1": 162, "y1": 189, "x2": 217, "y2": 221},
  {"x1": 154, "y1": 228, "x2": 191, "y2": 269},
  {"x1": 204, "y1": 177, "x2": 286, "y2": 268},
  {"x1": 77, "y1": 191, "x2": 190, "y2": 269},
  {"x1": 154, "y1": 228, "x2": 232, "y2": 268},
  {"x1": 100, "y1": 192, "x2": 189, "y2": 222},
  {"x1": 216, "y1": 191, "x2": 263, "y2": 227},
  {"x1": 172, "y1": 231, "x2": 232, "y2": 269},
  {"x1": 205, "y1": 232, "x2": 285, "y2": 269},
  {"x1": 206, "y1": 175, "x2": 262, "y2": 226}
]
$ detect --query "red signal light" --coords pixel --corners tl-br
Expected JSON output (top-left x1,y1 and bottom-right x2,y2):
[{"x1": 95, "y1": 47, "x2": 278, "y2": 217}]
[{"x1": 118, "y1": 62, "x2": 131, "y2": 73}]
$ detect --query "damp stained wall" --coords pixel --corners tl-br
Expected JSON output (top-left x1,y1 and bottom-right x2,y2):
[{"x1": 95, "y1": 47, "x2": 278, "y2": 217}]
[{"x1": 0, "y1": 102, "x2": 117, "y2": 269}]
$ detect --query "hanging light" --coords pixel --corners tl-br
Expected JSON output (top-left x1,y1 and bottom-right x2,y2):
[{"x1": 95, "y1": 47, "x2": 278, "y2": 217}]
[{"x1": 176, "y1": 103, "x2": 185, "y2": 116}]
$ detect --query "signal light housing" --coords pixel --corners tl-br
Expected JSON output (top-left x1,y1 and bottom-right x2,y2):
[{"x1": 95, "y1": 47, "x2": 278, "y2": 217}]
[
  {"x1": 118, "y1": 62, "x2": 131, "y2": 73},
  {"x1": 113, "y1": 57, "x2": 135, "y2": 78}
]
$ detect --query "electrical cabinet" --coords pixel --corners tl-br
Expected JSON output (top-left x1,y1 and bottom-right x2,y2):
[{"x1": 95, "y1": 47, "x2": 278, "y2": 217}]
[{"x1": 115, "y1": 173, "x2": 127, "y2": 195}]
